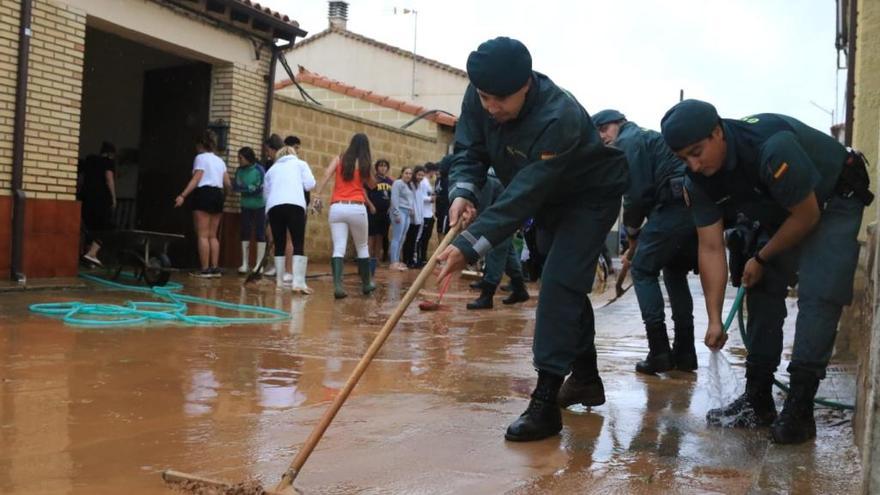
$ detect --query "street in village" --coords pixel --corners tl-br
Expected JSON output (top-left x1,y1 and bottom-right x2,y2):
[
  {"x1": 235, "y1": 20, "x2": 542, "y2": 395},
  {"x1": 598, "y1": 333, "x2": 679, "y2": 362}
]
[{"x1": 0, "y1": 267, "x2": 861, "y2": 494}]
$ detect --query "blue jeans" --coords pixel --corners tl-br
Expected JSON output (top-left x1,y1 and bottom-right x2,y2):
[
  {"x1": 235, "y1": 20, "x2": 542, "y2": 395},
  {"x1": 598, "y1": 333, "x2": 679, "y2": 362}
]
[{"x1": 389, "y1": 210, "x2": 412, "y2": 264}]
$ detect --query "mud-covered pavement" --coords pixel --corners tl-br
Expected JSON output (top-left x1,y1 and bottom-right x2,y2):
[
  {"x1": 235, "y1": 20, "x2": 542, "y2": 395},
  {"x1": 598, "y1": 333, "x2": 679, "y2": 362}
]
[{"x1": 0, "y1": 266, "x2": 861, "y2": 494}]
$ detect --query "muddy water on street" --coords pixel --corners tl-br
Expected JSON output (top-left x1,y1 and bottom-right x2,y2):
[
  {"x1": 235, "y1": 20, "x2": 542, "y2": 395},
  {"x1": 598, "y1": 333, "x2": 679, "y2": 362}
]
[{"x1": 0, "y1": 268, "x2": 860, "y2": 494}]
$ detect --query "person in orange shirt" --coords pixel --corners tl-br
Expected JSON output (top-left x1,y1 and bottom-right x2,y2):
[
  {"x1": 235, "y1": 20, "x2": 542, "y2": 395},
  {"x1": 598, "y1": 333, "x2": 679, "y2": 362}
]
[{"x1": 313, "y1": 133, "x2": 378, "y2": 298}]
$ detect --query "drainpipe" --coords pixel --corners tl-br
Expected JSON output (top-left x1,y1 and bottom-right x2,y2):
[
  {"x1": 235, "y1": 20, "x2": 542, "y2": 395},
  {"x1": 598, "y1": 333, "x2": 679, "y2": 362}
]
[
  {"x1": 11, "y1": 0, "x2": 33, "y2": 282},
  {"x1": 844, "y1": 0, "x2": 857, "y2": 147},
  {"x1": 262, "y1": 43, "x2": 280, "y2": 162}
]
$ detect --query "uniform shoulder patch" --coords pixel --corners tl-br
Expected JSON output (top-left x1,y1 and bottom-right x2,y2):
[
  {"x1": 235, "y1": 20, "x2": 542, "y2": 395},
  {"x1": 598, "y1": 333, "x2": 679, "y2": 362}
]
[
  {"x1": 539, "y1": 151, "x2": 557, "y2": 160},
  {"x1": 771, "y1": 162, "x2": 789, "y2": 180}
]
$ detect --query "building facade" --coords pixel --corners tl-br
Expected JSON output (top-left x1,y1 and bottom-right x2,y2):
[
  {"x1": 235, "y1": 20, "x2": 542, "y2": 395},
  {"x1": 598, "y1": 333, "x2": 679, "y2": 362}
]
[
  {"x1": 279, "y1": 4, "x2": 468, "y2": 118},
  {"x1": 0, "y1": 0, "x2": 305, "y2": 279}
]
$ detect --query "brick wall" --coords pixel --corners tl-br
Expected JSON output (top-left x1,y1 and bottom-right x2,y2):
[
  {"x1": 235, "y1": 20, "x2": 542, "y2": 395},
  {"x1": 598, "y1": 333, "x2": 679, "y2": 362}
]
[
  {"x1": 263, "y1": 94, "x2": 452, "y2": 260},
  {"x1": 210, "y1": 50, "x2": 271, "y2": 212},
  {"x1": 0, "y1": 0, "x2": 20, "y2": 196},
  {"x1": 24, "y1": 0, "x2": 85, "y2": 200}
]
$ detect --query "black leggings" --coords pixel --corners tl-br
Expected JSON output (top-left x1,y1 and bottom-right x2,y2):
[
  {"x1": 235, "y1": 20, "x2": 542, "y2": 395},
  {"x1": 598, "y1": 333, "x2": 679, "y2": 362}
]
[{"x1": 268, "y1": 204, "x2": 306, "y2": 256}]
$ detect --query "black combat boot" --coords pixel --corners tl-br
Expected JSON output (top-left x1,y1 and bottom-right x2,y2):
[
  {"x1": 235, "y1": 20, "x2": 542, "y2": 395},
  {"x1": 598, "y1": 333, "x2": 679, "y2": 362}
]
[
  {"x1": 707, "y1": 365, "x2": 777, "y2": 428},
  {"x1": 770, "y1": 370, "x2": 820, "y2": 444},
  {"x1": 635, "y1": 322, "x2": 673, "y2": 374},
  {"x1": 558, "y1": 350, "x2": 605, "y2": 408},
  {"x1": 672, "y1": 323, "x2": 698, "y2": 371},
  {"x1": 502, "y1": 277, "x2": 530, "y2": 305},
  {"x1": 466, "y1": 286, "x2": 496, "y2": 310},
  {"x1": 505, "y1": 370, "x2": 564, "y2": 442}
]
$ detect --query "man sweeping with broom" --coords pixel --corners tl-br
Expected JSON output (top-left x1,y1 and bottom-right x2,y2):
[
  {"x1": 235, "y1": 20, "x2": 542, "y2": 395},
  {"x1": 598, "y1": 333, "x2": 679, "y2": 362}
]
[{"x1": 437, "y1": 36, "x2": 629, "y2": 442}]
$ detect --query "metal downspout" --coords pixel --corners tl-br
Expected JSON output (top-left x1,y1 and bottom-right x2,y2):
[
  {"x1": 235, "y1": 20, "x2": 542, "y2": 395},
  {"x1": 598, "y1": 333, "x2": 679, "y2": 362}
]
[
  {"x1": 11, "y1": 0, "x2": 33, "y2": 282},
  {"x1": 262, "y1": 44, "x2": 281, "y2": 160}
]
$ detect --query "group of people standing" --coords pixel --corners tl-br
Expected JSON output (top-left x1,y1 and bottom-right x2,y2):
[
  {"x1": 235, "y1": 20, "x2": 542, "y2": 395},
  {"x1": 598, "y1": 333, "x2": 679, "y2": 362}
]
[
  {"x1": 436, "y1": 36, "x2": 871, "y2": 448},
  {"x1": 166, "y1": 128, "x2": 447, "y2": 301}
]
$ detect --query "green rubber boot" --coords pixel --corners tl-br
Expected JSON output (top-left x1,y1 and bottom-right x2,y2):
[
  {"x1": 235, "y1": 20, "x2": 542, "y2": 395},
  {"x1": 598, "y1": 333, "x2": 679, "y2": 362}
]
[
  {"x1": 332, "y1": 257, "x2": 347, "y2": 299},
  {"x1": 357, "y1": 258, "x2": 376, "y2": 294}
]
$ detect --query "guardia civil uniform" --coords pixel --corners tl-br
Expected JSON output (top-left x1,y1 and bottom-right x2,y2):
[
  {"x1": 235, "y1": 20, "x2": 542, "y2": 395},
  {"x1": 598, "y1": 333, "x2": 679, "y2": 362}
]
[
  {"x1": 450, "y1": 37, "x2": 628, "y2": 441},
  {"x1": 593, "y1": 109, "x2": 698, "y2": 375},
  {"x1": 661, "y1": 99, "x2": 870, "y2": 444}
]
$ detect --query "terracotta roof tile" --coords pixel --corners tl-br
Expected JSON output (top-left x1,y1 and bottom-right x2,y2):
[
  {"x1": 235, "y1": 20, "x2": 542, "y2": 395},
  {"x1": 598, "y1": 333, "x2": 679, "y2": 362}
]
[
  {"x1": 274, "y1": 67, "x2": 457, "y2": 128},
  {"x1": 235, "y1": 0, "x2": 298, "y2": 27},
  {"x1": 292, "y1": 27, "x2": 467, "y2": 78}
]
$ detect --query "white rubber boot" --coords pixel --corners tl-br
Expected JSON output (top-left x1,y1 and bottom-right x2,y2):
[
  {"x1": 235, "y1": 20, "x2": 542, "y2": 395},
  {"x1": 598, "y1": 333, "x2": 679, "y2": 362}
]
[
  {"x1": 274, "y1": 256, "x2": 285, "y2": 289},
  {"x1": 264, "y1": 250, "x2": 277, "y2": 277},
  {"x1": 292, "y1": 255, "x2": 313, "y2": 295},
  {"x1": 238, "y1": 241, "x2": 250, "y2": 274},
  {"x1": 254, "y1": 242, "x2": 266, "y2": 273}
]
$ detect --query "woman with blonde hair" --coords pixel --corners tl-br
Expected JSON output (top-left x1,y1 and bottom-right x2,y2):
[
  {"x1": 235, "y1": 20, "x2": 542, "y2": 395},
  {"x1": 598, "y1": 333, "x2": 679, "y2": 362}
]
[
  {"x1": 313, "y1": 133, "x2": 377, "y2": 299},
  {"x1": 263, "y1": 145, "x2": 316, "y2": 293}
]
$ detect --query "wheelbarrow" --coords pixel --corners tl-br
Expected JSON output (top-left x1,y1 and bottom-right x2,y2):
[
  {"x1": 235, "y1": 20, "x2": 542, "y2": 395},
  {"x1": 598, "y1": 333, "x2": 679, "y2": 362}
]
[{"x1": 95, "y1": 229, "x2": 185, "y2": 287}]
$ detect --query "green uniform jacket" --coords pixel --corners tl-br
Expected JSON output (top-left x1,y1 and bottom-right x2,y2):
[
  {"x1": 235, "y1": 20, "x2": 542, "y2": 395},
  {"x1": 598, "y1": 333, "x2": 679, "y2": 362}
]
[
  {"x1": 616, "y1": 121, "x2": 687, "y2": 232},
  {"x1": 685, "y1": 114, "x2": 847, "y2": 230},
  {"x1": 449, "y1": 72, "x2": 629, "y2": 262}
]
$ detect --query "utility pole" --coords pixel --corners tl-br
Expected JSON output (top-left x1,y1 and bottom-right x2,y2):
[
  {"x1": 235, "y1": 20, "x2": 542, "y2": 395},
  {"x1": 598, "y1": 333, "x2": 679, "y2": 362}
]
[{"x1": 394, "y1": 7, "x2": 419, "y2": 99}]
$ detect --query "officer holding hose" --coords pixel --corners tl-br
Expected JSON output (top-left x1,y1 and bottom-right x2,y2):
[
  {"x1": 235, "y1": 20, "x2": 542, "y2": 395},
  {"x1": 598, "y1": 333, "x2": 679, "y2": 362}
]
[{"x1": 661, "y1": 99, "x2": 871, "y2": 444}]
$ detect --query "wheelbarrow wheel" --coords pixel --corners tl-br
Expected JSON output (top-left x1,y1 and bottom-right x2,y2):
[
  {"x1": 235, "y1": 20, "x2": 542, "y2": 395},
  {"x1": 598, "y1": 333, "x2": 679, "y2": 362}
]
[{"x1": 143, "y1": 254, "x2": 172, "y2": 287}]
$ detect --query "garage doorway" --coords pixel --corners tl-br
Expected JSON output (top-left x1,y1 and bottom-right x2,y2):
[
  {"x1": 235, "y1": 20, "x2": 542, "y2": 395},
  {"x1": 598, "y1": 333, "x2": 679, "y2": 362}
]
[{"x1": 79, "y1": 26, "x2": 212, "y2": 268}]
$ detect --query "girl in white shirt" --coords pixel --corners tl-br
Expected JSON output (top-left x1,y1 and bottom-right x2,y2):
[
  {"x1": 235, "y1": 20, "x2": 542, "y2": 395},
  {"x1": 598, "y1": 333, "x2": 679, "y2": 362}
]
[
  {"x1": 174, "y1": 130, "x2": 230, "y2": 278},
  {"x1": 263, "y1": 146, "x2": 316, "y2": 292}
]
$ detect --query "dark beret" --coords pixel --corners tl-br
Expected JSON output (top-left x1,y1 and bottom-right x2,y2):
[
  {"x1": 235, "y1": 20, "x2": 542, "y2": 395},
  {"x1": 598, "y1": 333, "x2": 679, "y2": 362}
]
[
  {"x1": 660, "y1": 99, "x2": 720, "y2": 151},
  {"x1": 592, "y1": 109, "x2": 626, "y2": 127},
  {"x1": 466, "y1": 37, "x2": 532, "y2": 97}
]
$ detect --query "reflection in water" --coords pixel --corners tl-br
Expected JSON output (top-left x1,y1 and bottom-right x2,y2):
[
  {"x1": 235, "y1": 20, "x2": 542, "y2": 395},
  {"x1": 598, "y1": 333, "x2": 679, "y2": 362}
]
[{"x1": 185, "y1": 370, "x2": 219, "y2": 416}]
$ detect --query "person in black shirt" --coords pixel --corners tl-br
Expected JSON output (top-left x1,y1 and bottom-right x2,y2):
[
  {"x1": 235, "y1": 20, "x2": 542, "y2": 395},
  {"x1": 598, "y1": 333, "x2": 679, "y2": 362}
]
[
  {"x1": 366, "y1": 159, "x2": 394, "y2": 274},
  {"x1": 79, "y1": 141, "x2": 117, "y2": 266}
]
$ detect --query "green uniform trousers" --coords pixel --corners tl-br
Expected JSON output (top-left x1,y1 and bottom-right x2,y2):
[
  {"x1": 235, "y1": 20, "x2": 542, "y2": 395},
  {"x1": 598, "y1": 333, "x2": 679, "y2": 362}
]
[{"x1": 533, "y1": 199, "x2": 621, "y2": 376}]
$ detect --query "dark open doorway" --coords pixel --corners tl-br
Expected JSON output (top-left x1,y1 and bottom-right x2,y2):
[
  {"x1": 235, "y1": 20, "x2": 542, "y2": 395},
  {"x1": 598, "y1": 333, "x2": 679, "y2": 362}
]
[
  {"x1": 138, "y1": 65, "x2": 211, "y2": 267},
  {"x1": 79, "y1": 26, "x2": 213, "y2": 268}
]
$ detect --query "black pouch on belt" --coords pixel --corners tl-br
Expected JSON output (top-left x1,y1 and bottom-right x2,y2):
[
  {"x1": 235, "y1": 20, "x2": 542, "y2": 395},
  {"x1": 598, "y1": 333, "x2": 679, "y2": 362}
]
[{"x1": 835, "y1": 149, "x2": 874, "y2": 206}]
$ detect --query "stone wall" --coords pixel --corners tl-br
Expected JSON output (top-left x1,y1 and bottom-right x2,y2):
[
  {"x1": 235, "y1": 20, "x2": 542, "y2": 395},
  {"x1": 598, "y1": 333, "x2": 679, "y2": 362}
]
[
  {"x1": 854, "y1": 0, "x2": 880, "y2": 229},
  {"x1": 224, "y1": 94, "x2": 452, "y2": 262},
  {"x1": 277, "y1": 82, "x2": 437, "y2": 137}
]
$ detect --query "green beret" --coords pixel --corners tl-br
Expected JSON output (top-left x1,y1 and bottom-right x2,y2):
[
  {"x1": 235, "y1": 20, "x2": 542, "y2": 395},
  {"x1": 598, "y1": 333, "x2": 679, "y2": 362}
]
[
  {"x1": 466, "y1": 37, "x2": 532, "y2": 97},
  {"x1": 660, "y1": 99, "x2": 720, "y2": 151},
  {"x1": 592, "y1": 109, "x2": 626, "y2": 127}
]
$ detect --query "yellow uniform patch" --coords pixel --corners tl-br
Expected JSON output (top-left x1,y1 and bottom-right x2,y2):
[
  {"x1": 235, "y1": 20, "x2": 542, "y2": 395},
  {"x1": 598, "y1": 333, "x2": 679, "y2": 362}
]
[
  {"x1": 772, "y1": 162, "x2": 789, "y2": 180},
  {"x1": 540, "y1": 151, "x2": 556, "y2": 160}
]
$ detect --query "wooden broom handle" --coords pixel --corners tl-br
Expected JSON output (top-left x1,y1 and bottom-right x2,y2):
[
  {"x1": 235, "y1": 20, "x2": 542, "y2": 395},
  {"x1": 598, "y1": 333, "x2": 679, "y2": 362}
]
[{"x1": 275, "y1": 224, "x2": 462, "y2": 492}]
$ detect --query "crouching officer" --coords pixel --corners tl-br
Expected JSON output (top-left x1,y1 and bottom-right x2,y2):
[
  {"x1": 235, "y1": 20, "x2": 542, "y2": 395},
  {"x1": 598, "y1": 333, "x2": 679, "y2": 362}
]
[
  {"x1": 467, "y1": 170, "x2": 531, "y2": 310},
  {"x1": 437, "y1": 37, "x2": 629, "y2": 442},
  {"x1": 593, "y1": 109, "x2": 698, "y2": 375},
  {"x1": 661, "y1": 99, "x2": 871, "y2": 444}
]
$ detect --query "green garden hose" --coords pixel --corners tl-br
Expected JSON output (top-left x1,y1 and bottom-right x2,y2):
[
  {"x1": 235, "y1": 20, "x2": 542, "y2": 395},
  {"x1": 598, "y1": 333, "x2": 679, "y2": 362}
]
[
  {"x1": 723, "y1": 286, "x2": 854, "y2": 410},
  {"x1": 29, "y1": 273, "x2": 290, "y2": 327}
]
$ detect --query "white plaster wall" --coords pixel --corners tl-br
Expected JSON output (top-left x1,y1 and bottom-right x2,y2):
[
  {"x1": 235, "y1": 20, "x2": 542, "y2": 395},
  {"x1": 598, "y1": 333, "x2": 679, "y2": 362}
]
[
  {"x1": 59, "y1": 0, "x2": 262, "y2": 69},
  {"x1": 280, "y1": 32, "x2": 468, "y2": 116}
]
